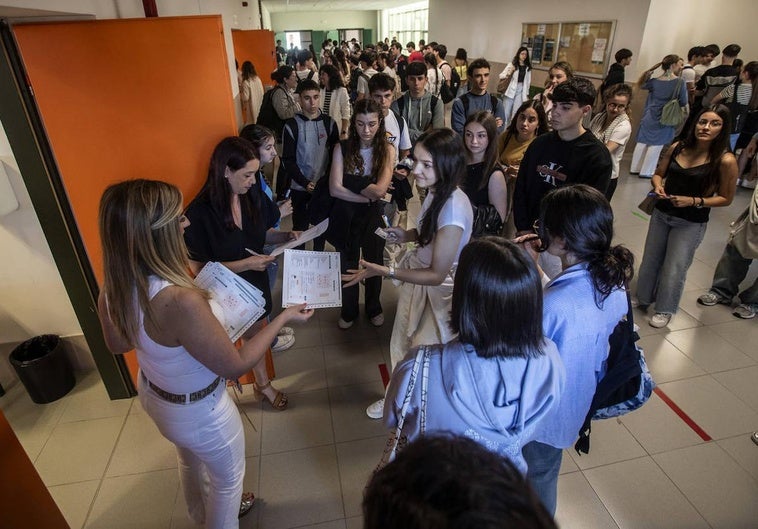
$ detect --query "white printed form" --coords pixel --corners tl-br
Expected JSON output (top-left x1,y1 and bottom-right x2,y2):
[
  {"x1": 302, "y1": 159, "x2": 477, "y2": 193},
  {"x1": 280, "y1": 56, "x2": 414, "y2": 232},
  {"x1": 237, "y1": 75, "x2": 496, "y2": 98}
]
[
  {"x1": 194, "y1": 262, "x2": 267, "y2": 342},
  {"x1": 282, "y1": 250, "x2": 342, "y2": 308}
]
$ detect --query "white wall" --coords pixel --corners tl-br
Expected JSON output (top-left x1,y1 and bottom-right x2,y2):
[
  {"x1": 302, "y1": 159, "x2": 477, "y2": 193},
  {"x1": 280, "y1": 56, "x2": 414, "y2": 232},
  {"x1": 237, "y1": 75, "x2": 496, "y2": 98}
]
[
  {"x1": 269, "y1": 10, "x2": 377, "y2": 33},
  {"x1": 639, "y1": 0, "x2": 758, "y2": 74},
  {"x1": 0, "y1": 124, "x2": 82, "y2": 342}
]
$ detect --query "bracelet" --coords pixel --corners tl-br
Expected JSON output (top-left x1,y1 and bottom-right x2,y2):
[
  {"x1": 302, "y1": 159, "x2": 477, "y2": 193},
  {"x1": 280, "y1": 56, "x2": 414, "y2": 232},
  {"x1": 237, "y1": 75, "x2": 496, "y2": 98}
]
[
  {"x1": 387, "y1": 265, "x2": 396, "y2": 279},
  {"x1": 696, "y1": 197, "x2": 705, "y2": 209},
  {"x1": 692, "y1": 196, "x2": 696, "y2": 206}
]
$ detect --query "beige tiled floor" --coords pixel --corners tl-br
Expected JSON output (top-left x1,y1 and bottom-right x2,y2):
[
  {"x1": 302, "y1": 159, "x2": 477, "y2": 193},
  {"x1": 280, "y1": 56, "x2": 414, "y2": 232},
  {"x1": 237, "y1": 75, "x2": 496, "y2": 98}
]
[{"x1": 2, "y1": 160, "x2": 758, "y2": 528}]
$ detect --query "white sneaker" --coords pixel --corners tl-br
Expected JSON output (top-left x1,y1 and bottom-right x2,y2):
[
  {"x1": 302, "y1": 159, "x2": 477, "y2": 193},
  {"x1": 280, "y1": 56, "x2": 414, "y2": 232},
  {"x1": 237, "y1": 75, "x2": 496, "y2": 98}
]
[
  {"x1": 649, "y1": 313, "x2": 672, "y2": 328},
  {"x1": 271, "y1": 332, "x2": 295, "y2": 353},
  {"x1": 370, "y1": 313, "x2": 385, "y2": 327},
  {"x1": 278, "y1": 327, "x2": 294, "y2": 336},
  {"x1": 338, "y1": 318, "x2": 354, "y2": 330},
  {"x1": 366, "y1": 398, "x2": 385, "y2": 419}
]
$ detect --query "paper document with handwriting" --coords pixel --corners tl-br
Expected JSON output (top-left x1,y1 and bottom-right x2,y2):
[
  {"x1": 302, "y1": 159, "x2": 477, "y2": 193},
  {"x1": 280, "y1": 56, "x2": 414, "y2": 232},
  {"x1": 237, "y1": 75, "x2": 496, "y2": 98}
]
[
  {"x1": 194, "y1": 262, "x2": 266, "y2": 342},
  {"x1": 282, "y1": 250, "x2": 342, "y2": 308},
  {"x1": 267, "y1": 219, "x2": 329, "y2": 257}
]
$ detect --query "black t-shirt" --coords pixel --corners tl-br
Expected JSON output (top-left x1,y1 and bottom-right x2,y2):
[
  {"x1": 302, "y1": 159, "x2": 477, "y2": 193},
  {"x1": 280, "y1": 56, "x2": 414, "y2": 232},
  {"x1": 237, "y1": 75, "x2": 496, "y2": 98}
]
[
  {"x1": 183, "y1": 183, "x2": 280, "y2": 317},
  {"x1": 513, "y1": 130, "x2": 612, "y2": 231},
  {"x1": 462, "y1": 162, "x2": 492, "y2": 207}
]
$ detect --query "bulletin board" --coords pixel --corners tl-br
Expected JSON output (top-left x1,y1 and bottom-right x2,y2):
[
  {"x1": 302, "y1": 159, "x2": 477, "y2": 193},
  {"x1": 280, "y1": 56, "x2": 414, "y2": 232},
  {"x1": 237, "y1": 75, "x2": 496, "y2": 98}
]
[
  {"x1": 522, "y1": 21, "x2": 616, "y2": 78},
  {"x1": 521, "y1": 23, "x2": 560, "y2": 66}
]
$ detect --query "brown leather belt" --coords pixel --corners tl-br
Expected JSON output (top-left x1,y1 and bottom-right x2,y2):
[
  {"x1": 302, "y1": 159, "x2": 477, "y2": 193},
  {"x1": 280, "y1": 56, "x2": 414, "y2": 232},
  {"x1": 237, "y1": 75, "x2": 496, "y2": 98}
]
[{"x1": 141, "y1": 372, "x2": 222, "y2": 404}]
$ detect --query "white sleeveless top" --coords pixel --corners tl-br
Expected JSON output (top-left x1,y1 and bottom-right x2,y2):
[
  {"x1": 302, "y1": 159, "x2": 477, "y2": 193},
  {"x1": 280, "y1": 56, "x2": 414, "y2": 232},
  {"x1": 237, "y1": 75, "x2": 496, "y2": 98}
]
[{"x1": 135, "y1": 276, "x2": 222, "y2": 394}]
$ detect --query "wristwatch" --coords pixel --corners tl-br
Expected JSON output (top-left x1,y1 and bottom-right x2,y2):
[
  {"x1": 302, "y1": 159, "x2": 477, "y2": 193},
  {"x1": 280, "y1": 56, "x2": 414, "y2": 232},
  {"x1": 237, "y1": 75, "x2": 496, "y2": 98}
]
[
  {"x1": 387, "y1": 265, "x2": 396, "y2": 279},
  {"x1": 695, "y1": 197, "x2": 705, "y2": 209}
]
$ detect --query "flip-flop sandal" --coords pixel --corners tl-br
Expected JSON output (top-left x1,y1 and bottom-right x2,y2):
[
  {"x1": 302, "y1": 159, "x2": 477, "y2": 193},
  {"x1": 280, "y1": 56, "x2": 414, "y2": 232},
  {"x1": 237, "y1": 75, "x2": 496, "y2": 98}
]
[{"x1": 239, "y1": 491, "x2": 255, "y2": 518}]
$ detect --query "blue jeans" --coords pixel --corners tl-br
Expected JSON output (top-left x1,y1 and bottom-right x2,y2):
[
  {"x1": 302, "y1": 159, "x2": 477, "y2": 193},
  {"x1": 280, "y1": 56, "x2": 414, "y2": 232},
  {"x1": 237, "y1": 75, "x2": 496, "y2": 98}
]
[
  {"x1": 711, "y1": 243, "x2": 758, "y2": 305},
  {"x1": 636, "y1": 209, "x2": 707, "y2": 314},
  {"x1": 522, "y1": 441, "x2": 562, "y2": 516}
]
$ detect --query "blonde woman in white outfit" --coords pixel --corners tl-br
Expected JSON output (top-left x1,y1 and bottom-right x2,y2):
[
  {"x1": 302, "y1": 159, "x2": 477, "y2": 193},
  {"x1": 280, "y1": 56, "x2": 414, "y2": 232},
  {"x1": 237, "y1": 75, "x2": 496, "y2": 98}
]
[
  {"x1": 96, "y1": 180, "x2": 313, "y2": 529},
  {"x1": 499, "y1": 47, "x2": 533, "y2": 127}
]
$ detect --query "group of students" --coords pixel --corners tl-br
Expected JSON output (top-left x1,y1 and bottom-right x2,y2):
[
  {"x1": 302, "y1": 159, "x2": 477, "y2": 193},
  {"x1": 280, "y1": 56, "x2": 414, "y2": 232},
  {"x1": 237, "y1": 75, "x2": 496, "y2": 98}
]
[{"x1": 93, "y1": 36, "x2": 758, "y2": 528}]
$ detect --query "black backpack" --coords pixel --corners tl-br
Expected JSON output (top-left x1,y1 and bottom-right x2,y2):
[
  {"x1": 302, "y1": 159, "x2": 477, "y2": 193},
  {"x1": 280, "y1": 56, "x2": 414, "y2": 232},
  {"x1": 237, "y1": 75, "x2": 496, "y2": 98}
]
[
  {"x1": 257, "y1": 86, "x2": 287, "y2": 141},
  {"x1": 438, "y1": 61, "x2": 460, "y2": 103},
  {"x1": 575, "y1": 294, "x2": 653, "y2": 455},
  {"x1": 296, "y1": 69, "x2": 315, "y2": 91}
]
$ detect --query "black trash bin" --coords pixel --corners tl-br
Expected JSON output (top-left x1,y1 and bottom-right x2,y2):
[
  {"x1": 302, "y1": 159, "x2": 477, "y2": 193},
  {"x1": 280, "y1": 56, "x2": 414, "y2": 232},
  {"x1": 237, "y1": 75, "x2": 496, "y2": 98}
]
[{"x1": 9, "y1": 334, "x2": 76, "y2": 404}]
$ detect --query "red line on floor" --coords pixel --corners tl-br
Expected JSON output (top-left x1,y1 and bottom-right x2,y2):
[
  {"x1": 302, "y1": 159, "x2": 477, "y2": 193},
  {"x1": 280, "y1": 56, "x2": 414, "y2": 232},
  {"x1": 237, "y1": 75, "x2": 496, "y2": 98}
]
[
  {"x1": 378, "y1": 363, "x2": 390, "y2": 388},
  {"x1": 653, "y1": 387, "x2": 712, "y2": 442}
]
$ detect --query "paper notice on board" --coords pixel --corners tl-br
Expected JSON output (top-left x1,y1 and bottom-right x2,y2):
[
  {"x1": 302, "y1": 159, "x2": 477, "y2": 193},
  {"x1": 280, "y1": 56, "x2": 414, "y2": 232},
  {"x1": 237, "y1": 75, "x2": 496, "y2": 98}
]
[
  {"x1": 537, "y1": 24, "x2": 546, "y2": 35},
  {"x1": 578, "y1": 23, "x2": 590, "y2": 36},
  {"x1": 592, "y1": 38, "x2": 607, "y2": 62},
  {"x1": 282, "y1": 250, "x2": 342, "y2": 309}
]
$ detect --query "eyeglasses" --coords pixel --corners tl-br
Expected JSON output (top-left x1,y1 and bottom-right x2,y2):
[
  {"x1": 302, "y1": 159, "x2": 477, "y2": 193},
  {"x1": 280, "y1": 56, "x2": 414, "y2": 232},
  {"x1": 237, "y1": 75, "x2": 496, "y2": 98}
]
[{"x1": 607, "y1": 103, "x2": 627, "y2": 110}]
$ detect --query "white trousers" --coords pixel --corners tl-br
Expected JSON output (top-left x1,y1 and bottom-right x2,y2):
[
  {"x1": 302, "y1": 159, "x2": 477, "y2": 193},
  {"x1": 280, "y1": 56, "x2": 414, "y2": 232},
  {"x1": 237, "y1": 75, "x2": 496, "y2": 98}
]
[
  {"x1": 139, "y1": 375, "x2": 245, "y2": 529},
  {"x1": 630, "y1": 143, "x2": 664, "y2": 177}
]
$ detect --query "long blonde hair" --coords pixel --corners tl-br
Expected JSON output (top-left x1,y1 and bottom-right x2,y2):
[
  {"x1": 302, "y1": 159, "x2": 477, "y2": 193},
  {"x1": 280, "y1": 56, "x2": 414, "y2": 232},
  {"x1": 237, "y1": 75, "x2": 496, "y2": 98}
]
[{"x1": 99, "y1": 179, "x2": 204, "y2": 344}]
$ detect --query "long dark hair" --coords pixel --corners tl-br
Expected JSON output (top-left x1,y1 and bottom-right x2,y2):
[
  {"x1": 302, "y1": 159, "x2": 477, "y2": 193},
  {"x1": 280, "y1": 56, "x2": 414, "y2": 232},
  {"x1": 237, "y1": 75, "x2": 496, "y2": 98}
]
[
  {"x1": 512, "y1": 46, "x2": 532, "y2": 70},
  {"x1": 463, "y1": 111, "x2": 499, "y2": 190},
  {"x1": 344, "y1": 99, "x2": 389, "y2": 183},
  {"x1": 415, "y1": 129, "x2": 466, "y2": 247},
  {"x1": 741, "y1": 61, "x2": 758, "y2": 110},
  {"x1": 451, "y1": 238, "x2": 544, "y2": 359},
  {"x1": 500, "y1": 100, "x2": 548, "y2": 150},
  {"x1": 241, "y1": 60, "x2": 257, "y2": 81},
  {"x1": 678, "y1": 104, "x2": 732, "y2": 193},
  {"x1": 196, "y1": 136, "x2": 261, "y2": 230},
  {"x1": 320, "y1": 63, "x2": 344, "y2": 90},
  {"x1": 537, "y1": 185, "x2": 634, "y2": 306}
]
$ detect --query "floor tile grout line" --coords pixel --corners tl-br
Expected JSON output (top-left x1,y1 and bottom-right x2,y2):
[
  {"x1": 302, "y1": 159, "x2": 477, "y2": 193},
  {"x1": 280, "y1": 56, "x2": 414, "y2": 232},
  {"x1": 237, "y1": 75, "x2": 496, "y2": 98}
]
[
  {"x1": 646, "y1": 448, "x2": 716, "y2": 529},
  {"x1": 81, "y1": 401, "x2": 133, "y2": 529}
]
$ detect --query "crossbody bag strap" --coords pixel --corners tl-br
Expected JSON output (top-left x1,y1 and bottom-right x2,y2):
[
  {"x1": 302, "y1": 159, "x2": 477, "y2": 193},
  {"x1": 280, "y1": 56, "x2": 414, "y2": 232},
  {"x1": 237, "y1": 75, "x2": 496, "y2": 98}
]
[{"x1": 389, "y1": 346, "x2": 426, "y2": 455}]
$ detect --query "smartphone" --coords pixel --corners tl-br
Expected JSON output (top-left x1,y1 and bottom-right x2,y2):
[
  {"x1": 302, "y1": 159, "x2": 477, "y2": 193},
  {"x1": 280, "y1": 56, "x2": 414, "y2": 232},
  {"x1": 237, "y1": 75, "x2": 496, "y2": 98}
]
[{"x1": 381, "y1": 215, "x2": 391, "y2": 228}]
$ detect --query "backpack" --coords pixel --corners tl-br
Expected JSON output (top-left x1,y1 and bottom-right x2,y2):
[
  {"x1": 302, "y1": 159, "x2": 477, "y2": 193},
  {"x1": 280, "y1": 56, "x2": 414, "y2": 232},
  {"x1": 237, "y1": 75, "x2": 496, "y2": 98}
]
[
  {"x1": 575, "y1": 293, "x2": 655, "y2": 455},
  {"x1": 438, "y1": 61, "x2": 460, "y2": 103},
  {"x1": 295, "y1": 69, "x2": 315, "y2": 91},
  {"x1": 396, "y1": 55, "x2": 408, "y2": 91},
  {"x1": 659, "y1": 77, "x2": 685, "y2": 127},
  {"x1": 257, "y1": 85, "x2": 287, "y2": 141},
  {"x1": 349, "y1": 69, "x2": 369, "y2": 103},
  {"x1": 460, "y1": 92, "x2": 499, "y2": 117}
]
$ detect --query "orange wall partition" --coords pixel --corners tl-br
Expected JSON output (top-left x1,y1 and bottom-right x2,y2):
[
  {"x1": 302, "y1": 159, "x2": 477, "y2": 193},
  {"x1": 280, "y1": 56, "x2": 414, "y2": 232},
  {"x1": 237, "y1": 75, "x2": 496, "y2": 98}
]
[
  {"x1": 232, "y1": 29, "x2": 277, "y2": 86},
  {"x1": 14, "y1": 16, "x2": 238, "y2": 384}
]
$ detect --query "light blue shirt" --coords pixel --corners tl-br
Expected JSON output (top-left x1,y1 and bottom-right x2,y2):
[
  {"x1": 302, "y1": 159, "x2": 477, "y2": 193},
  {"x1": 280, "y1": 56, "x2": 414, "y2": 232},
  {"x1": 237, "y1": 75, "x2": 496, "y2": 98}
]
[{"x1": 533, "y1": 263, "x2": 627, "y2": 448}]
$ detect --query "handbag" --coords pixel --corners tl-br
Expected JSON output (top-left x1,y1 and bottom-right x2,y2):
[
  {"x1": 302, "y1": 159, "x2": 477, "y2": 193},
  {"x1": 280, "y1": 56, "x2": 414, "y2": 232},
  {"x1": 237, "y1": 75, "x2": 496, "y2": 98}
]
[
  {"x1": 659, "y1": 77, "x2": 685, "y2": 127},
  {"x1": 472, "y1": 203, "x2": 504, "y2": 237},
  {"x1": 637, "y1": 193, "x2": 659, "y2": 215},
  {"x1": 497, "y1": 70, "x2": 513, "y2": 95},
  {"x1": 575, "y1": 293, "x2": 655, "y2": 455},
  {"x1": 375, "y1": 345, "x2": 431, "y2": 471}
]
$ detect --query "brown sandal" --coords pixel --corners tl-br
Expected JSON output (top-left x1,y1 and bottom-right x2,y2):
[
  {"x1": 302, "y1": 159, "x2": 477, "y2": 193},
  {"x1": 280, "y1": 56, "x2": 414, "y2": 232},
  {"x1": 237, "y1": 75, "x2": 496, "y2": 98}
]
[{"x1": 254, "y1": 381, "x2": 289, "y2": 411}]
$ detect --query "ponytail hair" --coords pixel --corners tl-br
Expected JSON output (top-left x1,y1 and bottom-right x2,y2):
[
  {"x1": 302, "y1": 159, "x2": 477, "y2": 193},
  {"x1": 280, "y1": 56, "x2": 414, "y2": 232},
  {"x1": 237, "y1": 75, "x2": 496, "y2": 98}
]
[{"x1": 537, "y1": 185, "x2": 634, "y2": 305}]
